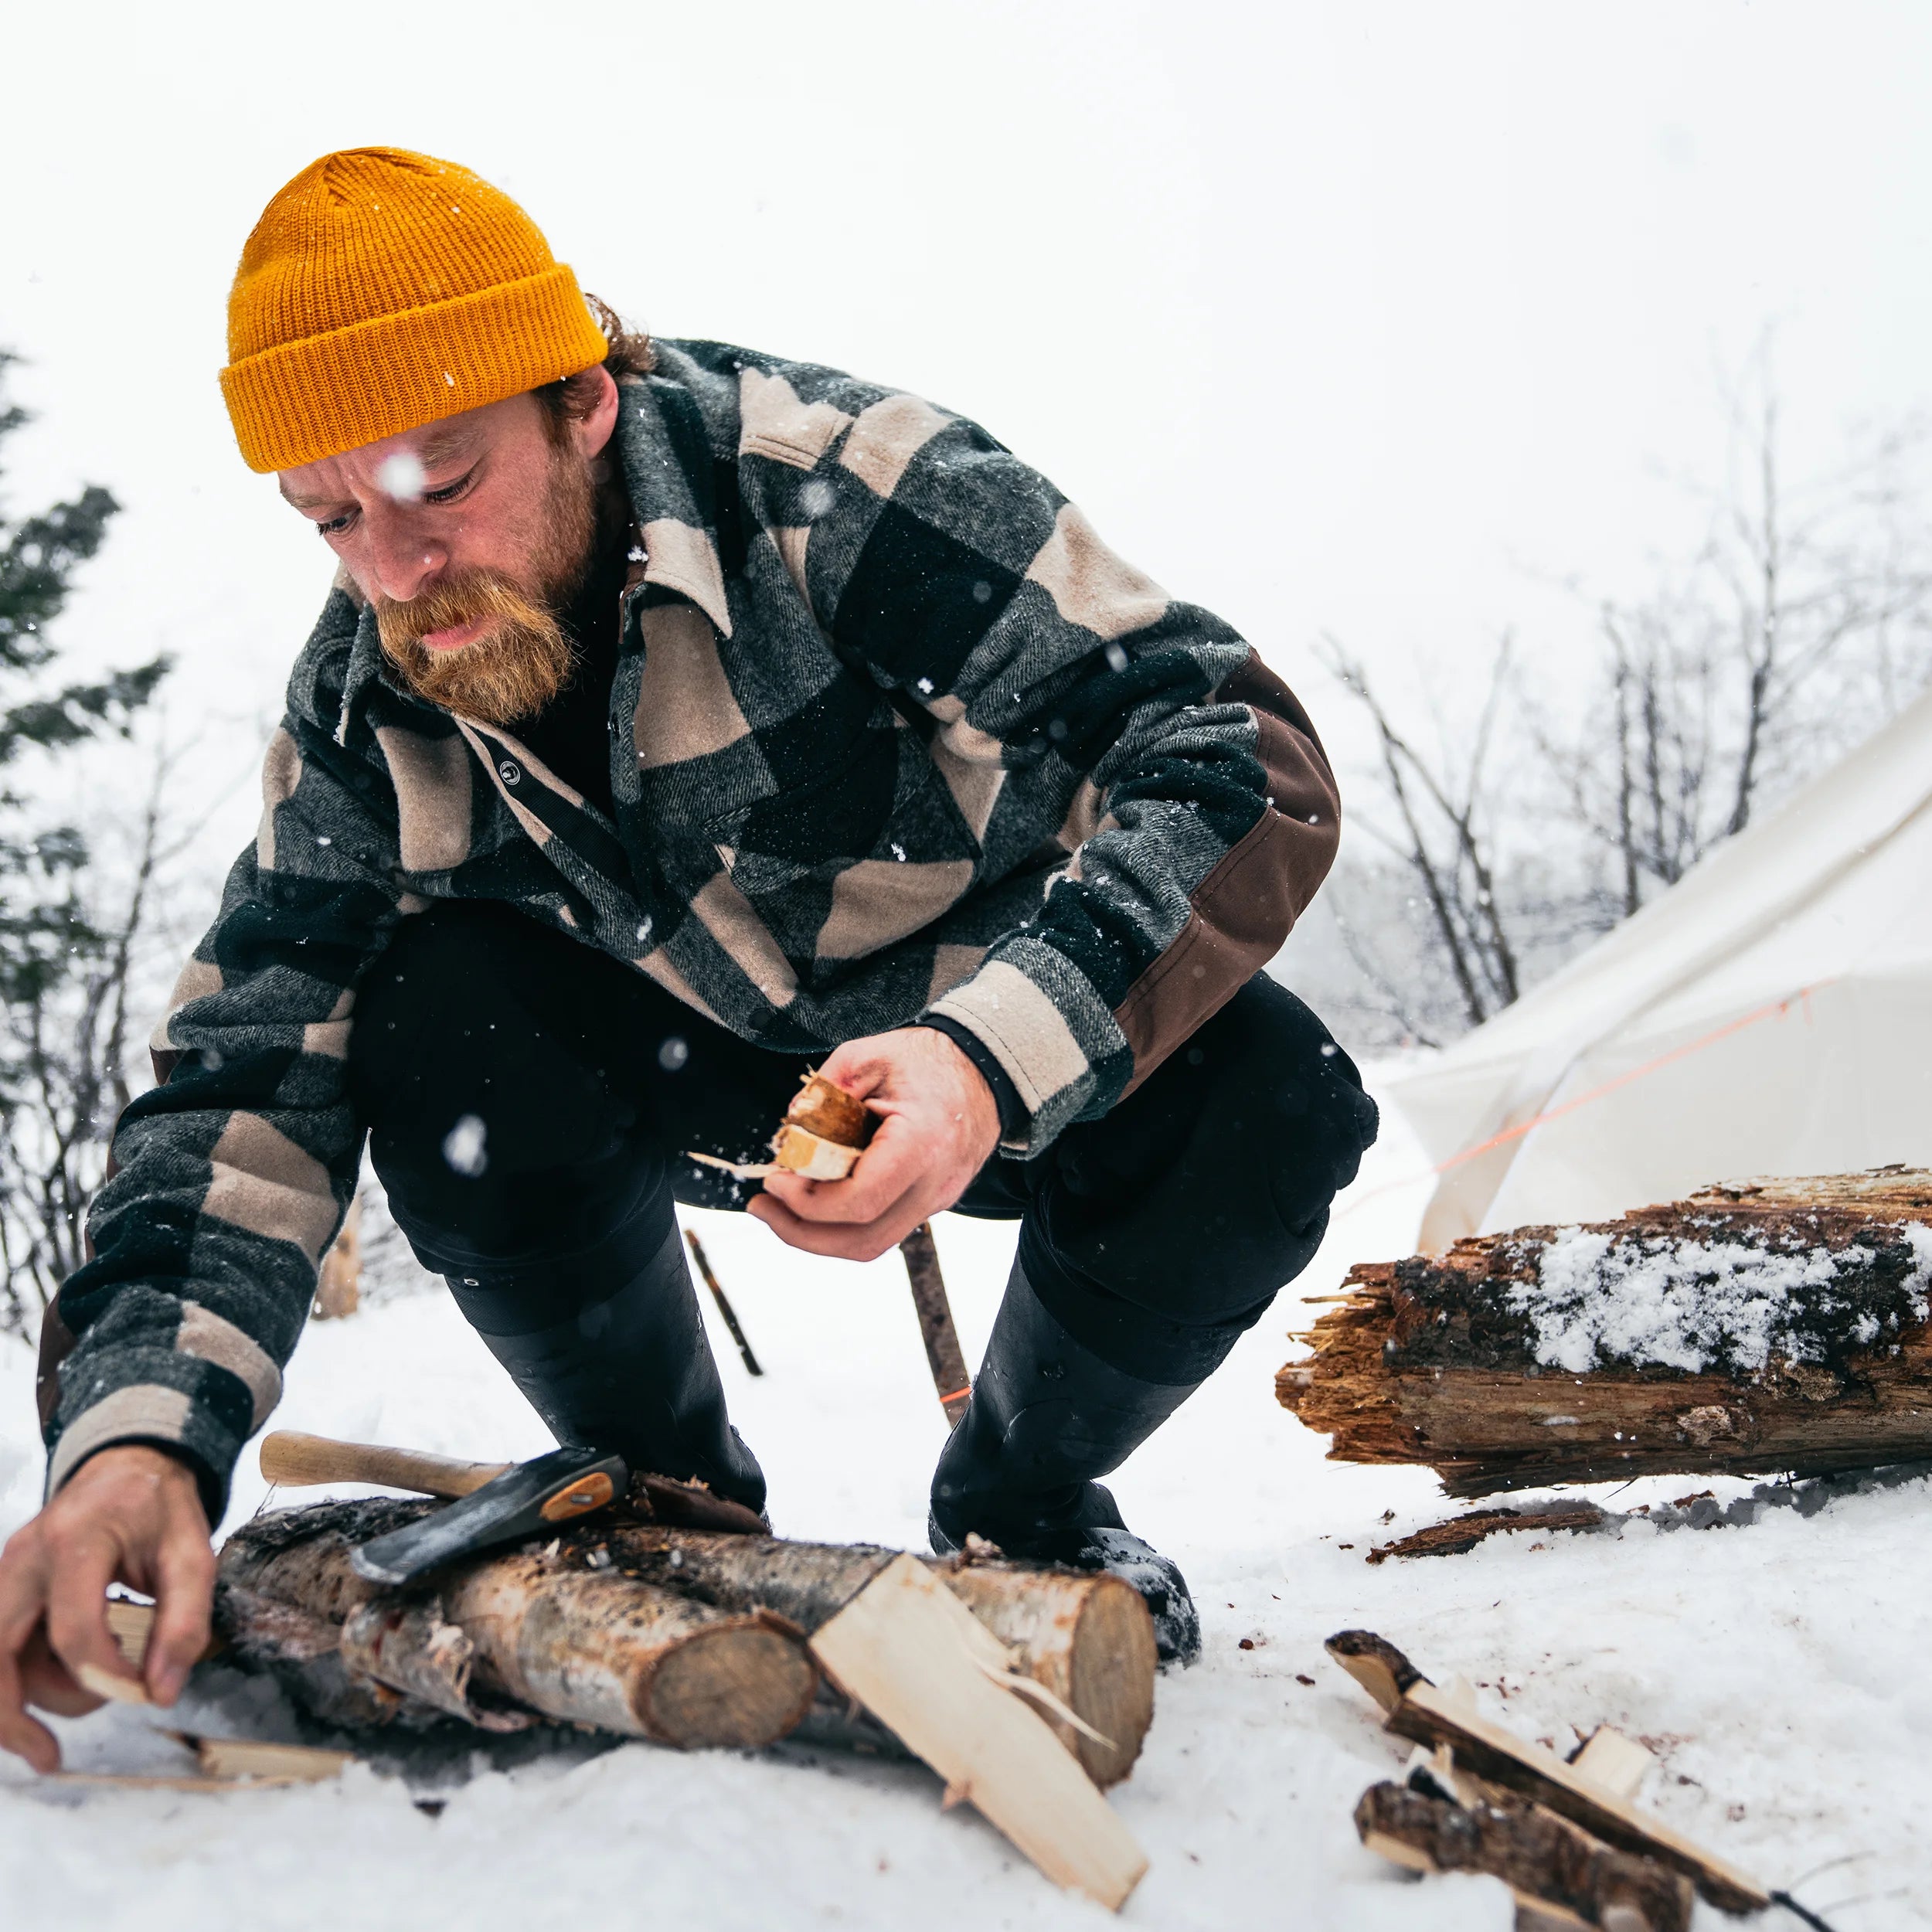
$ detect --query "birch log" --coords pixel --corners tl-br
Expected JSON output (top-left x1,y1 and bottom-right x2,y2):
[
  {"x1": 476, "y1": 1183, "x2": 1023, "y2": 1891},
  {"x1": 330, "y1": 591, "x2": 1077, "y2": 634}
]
[
  {"x1": 1279, "y1": 1171, "x2": 1932, "y2": 1496},
  {"x1": 213, "y1": 1503, "x2": 1156, "y2": 1781},
  {"x1": 216, "y1": 1502, "x2": 815, "y2": 1748}
]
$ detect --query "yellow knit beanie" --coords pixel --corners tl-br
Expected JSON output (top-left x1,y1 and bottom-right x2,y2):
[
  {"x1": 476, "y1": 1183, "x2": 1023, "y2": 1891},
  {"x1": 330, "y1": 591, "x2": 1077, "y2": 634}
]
[{"x1": 220, "y1": 148, "x2": 610, "y2": 474}]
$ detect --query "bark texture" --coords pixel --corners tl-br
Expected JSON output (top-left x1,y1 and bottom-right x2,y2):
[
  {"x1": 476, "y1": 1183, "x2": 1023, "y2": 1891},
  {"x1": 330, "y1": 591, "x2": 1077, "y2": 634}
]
[
  {"x1": 1280, "y1": 1171, "x2": 1932, "y2": 1495},
  {"x1": 1357, "y1": 1781, "x2": 1695, "y2": 1932},
  {"x1": 213, "y1": 1503, "x2": 1156, "y2": 1782}
]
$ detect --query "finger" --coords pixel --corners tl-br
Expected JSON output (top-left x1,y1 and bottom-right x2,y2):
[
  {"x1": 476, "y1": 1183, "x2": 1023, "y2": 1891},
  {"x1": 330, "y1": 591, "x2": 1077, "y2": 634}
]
[
  {"x1": 767, "y1": 1117, "x2": 929, "y2": 1224},
  {"x1": 41, "y1": 1525, "x2": 134, "y2": 1700},
  {"x1": 811, "y1": 1039, "x2": 891, "y2": 1099},
  {"x1": 0, "y1": 1640, "x2": 63, "y2": 1774},
  {"x1": 750, "y1": 1177, "x2": 937, "y2": 1262},
  {"x1": 0, "y1": 1544, "x2": 66, "y2": 1773},
  {"x1": 145, "y1": 1522, "x2": 215, "y2": 1706},
  {"x1": 19, "y1": 1624, "x2": 97, "y2": 1717}
]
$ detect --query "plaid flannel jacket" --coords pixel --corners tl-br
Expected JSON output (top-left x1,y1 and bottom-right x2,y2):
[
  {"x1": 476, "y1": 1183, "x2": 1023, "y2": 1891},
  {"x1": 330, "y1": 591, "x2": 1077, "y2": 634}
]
[{"x1": 39, "y1": 338, "x2": 1341, "y2": 1509}]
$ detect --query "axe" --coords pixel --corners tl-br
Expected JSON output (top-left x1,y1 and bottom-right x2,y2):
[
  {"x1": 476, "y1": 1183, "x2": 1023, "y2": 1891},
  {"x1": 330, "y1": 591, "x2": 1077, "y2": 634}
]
[{"x1": 257, "y1": 1430, "x2": 763, "y2": 1587}]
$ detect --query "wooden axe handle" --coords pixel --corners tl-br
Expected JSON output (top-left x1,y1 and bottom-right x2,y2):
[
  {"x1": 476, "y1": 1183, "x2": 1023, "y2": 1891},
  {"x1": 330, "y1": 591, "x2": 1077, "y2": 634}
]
[{"x1": 259, "y1": 1430, "x2": 512, "y2": 1498}]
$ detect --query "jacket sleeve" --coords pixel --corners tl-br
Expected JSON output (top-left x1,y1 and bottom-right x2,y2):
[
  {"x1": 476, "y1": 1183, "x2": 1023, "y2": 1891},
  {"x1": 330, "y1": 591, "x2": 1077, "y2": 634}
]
[
  {"x1": 37, "y1": 611, "x2": 409, "y2": 1517},
  {"x1": 801, "y1": 390, "x2": 1341, "y2": 1153}
]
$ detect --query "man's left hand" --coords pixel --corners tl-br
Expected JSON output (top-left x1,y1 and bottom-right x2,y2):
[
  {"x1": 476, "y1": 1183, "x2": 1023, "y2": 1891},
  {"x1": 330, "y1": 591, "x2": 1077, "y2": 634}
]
[{"x1": 750, "y1": 1029, "x2": 1002, "y2": 1262}]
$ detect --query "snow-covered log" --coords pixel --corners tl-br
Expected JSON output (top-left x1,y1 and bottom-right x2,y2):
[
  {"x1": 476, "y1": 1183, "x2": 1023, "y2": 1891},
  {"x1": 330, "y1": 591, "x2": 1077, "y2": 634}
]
[{"x1": 1279, "y1": 1171, "x2": 1932, "y2": 1496}]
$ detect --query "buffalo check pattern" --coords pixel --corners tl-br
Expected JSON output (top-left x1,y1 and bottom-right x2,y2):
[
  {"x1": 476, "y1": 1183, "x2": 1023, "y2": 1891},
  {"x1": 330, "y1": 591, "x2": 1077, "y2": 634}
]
[{"x1": 43, "y1": 339, "x2": 1342, "y2": 1508}]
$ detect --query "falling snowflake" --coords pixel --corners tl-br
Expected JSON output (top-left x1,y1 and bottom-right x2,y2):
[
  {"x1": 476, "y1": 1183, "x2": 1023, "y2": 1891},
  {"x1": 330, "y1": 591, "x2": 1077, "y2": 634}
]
[
  {"x1": 659, "y1": 1036, "x2": 690, "y2": 1072},
  {"x1": 1104, "y1": 643, "x2": 1130, "y2": 672},
  {"x1": 376, "y1": 453, "x2": 426, "y2": 502},
  {"x1": 442, "y1": 1114, "x2": 488, "y2": 1177}
]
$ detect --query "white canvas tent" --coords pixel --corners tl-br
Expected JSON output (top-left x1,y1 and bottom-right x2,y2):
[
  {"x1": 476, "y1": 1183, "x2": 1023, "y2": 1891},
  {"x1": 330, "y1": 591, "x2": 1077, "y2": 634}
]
[{"x1": 1391, "y1": 685, "x2": 1932, "y2": 1250}]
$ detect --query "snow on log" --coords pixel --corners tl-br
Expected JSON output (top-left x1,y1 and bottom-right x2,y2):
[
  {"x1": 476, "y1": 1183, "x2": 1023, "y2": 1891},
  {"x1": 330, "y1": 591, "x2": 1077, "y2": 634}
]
[{"x1": 1279, "y1": 1170, "x2": 1932, "y2": 1496}]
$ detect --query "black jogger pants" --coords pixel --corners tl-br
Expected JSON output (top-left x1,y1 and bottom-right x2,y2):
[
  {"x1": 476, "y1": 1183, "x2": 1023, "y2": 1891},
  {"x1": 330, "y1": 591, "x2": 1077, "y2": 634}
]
[{"x1": 346, "y1": 900, "x2": 1379, "y2": 1383}]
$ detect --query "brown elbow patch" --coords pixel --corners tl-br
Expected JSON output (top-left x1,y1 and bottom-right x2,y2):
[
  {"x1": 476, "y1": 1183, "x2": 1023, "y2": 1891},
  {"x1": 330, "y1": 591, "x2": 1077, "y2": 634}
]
[
  {"x1": 1112, "y1": 650, "x2": 1342, "y2": 1090},
  {"x1": 1114, "y1": 808, "x2": 1331, "y2": 1090}
]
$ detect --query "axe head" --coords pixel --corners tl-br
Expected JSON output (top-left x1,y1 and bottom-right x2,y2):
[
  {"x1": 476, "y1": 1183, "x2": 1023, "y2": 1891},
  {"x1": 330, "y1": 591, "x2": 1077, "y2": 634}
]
[{"x1": 349, "y1": 1444, "x2": 628, "y2": 1587}]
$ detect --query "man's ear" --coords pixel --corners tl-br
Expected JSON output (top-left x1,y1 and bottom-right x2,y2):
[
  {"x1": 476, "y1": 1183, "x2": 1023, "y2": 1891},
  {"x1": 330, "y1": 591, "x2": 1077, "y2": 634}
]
[{"x1": 573, "y1": 363, "x2": 621, "y2": 462}]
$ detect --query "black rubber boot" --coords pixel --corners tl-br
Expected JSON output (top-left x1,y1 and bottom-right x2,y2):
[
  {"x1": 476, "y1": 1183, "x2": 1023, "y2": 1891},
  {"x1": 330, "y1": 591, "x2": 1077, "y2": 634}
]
[
  {"x1": 929, "y1": 1263, "x2": 1208, "y2": 1665},
  {"x1": 443, "y1": 1218, "x2": 767, "y2": 1521}
]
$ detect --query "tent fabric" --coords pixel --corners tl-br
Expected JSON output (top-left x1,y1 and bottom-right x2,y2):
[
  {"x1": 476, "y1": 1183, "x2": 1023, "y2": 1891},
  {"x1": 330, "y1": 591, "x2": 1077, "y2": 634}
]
[{"x1": 1389, "y1": 684, "x2": 1932, "y2": 1249}]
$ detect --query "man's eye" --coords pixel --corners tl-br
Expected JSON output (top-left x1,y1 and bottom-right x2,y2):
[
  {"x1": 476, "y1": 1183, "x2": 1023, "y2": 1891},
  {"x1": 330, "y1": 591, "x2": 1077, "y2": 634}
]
[
  {"x1": 317, "y1": 512, "x2": 355, "y2": 537},
  {"x1": 423, "y1": 474, "x2": 472, "y2": 504}
]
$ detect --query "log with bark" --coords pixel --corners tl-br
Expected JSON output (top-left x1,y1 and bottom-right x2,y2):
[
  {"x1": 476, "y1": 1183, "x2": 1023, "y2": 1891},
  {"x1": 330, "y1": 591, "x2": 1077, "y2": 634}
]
[
  {"x1": 1355, "y1": 1778, "x2": 1695, "y2": 1932},
  {"x1": 1279, "y1": 1169, "x2": 1932, "y2": 1496},
  {"x1": 213, "y1": 1501, "x2": 1155, "y2": 1784},
  {"x1": 1328, "y1": 1630, "x2": 1769, "y2": 1918}
]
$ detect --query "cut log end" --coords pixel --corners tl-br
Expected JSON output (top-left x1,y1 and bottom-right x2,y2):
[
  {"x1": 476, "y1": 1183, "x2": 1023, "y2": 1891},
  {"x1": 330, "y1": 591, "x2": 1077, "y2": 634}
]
[{"x1": 641, "y1": 1619, "x2": 819, "y2": 1750}]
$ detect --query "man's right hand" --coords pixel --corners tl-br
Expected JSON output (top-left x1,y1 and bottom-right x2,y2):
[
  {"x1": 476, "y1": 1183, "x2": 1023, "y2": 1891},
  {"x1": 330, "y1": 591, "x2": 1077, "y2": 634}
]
[{"x1": 0, "y1": 1444, "x2": 214, "y2": 1771}]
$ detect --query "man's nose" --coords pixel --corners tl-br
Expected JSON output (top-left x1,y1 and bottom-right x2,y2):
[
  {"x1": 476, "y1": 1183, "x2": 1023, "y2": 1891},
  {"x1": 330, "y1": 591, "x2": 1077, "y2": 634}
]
[{"x1": 364, "y1": 510, "x2": 447, "y2": 604}]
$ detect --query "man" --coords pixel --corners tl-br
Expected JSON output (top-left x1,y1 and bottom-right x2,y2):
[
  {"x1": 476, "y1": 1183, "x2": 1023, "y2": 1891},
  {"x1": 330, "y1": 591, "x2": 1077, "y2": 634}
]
[{"x1": 0, "y1": 148, "x2": 1376, "y2": 1768}]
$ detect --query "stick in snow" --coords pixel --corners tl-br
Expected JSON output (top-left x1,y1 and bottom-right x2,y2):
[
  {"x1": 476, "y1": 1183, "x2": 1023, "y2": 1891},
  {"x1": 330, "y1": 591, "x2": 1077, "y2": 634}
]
[{"x1": 685, "y1": 1229, "x2": 763, "y2": 1376}]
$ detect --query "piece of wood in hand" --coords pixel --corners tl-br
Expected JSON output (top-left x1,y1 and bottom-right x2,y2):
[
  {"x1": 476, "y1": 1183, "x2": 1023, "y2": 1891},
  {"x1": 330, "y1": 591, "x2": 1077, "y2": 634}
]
[
  {"x1": 75, "y1": 1662, "x2": 150, "y2": 1705},
  {"x1": 770, "y1": 1123, "x2": 862, "y2": 1180},
  {"x1": 784, "y1": 1070, "x2": 876, "y2": 1149},
  {"x1": 808, "y1": 1553, "x2": 1148, "y2": 1910}
]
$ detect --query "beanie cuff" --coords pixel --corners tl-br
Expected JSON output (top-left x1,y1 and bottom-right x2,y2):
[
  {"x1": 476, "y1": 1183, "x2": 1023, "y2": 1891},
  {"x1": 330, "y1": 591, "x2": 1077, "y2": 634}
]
[{"x1": 219, "y1": 263, "x2": 609, "y2": 473}]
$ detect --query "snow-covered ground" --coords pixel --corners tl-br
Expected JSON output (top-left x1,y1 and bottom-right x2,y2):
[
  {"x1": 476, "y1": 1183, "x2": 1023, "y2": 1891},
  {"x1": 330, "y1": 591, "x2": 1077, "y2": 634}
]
[{"x1": 2, "y1": 1085, "x2": 1927, "y2": 1931}]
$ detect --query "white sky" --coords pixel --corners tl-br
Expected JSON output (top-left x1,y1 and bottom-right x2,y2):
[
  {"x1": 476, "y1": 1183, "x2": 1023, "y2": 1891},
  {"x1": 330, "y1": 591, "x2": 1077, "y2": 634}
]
[{"x1": 6, "y1": 0, "x2": 1932, "y2": 861}]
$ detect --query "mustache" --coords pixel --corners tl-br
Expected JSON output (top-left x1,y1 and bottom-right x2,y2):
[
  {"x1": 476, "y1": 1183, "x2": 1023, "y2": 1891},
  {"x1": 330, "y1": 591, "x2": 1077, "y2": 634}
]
[
  {"x1": 375, "y1": 570, "x2": 578, "y2": 728},
  {"x1": 374, "y1": 570, "x2": 558, "y2": 652}
]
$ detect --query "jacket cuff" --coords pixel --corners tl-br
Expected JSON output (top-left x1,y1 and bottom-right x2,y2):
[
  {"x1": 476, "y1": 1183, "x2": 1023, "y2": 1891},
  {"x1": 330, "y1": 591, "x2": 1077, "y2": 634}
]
[
  {"x1": 915, "y1": 1016, "x2": 1027, "y2": 1141},
  {"x1": 922, "y1": 940, "x2": 1120, "y2": 1155},
  {"x1": 44, "y1": 1380, "x2": 239, "y2": 1527}
]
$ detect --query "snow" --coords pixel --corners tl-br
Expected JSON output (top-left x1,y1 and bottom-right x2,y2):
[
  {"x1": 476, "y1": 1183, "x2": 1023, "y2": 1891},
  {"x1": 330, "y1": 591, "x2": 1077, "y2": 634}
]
[
  {"x1": 2, "y1": 1087, "x2": 1928, "y2": 1929},
  {"x1": 1515, "y1": 1225, "x2": 1932, "y2": 1376}
]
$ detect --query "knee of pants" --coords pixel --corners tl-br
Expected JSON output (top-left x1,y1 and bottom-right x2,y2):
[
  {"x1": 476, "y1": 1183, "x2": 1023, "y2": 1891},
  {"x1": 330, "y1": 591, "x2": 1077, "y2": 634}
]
[
  {"x1": 349, "y1": 902, "x2": 664, "y2": 1267},
  {"x1": 1035, "y1": 975, "x2": 1379, "y2": 1323}
]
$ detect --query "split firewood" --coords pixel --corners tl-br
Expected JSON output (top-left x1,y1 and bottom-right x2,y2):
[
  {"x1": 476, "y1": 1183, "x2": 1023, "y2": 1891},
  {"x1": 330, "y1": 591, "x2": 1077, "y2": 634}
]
[
  {"x1": 1356, "y1": 1778, "x2": 1694, "y2": 1932},
  {"x1": 597, "y1": 1522, "x2": 1155, "y2": 1786},
  {"x1": 213, "y1": 1500, "x2": 1156, "y2": 1784},
  {"x1": 1281, "y1": 1170, "x2": 1932, "y2": 1496},
  {"x1": 810, "y1": 1553, "x2": 1147, "y2": 1910},
  {"x1": 1326, "y1": 1631, "x2": 1768, "y2": 1913}
]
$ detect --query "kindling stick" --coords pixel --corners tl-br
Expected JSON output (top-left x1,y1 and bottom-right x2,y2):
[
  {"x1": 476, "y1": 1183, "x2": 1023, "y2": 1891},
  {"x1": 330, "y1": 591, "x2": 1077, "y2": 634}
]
[
  {"x1": 900, "y1": 1222, "x2": 971, "y2": 1428},
  {"x1": 685, "y1": 1229, "x2": 764, "y2": 1376}
]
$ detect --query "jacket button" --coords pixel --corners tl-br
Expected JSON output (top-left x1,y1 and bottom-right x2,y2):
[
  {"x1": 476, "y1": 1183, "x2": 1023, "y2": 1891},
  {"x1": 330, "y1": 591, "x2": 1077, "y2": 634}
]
[{"x1": 498, "y1": 760, "x2": 522, "y2": 786}]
